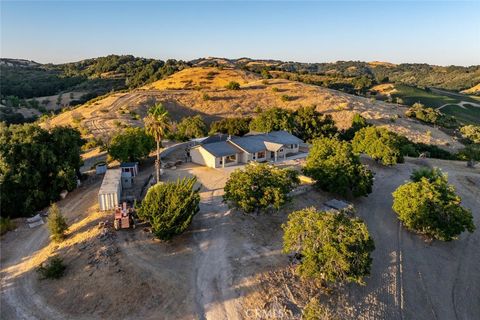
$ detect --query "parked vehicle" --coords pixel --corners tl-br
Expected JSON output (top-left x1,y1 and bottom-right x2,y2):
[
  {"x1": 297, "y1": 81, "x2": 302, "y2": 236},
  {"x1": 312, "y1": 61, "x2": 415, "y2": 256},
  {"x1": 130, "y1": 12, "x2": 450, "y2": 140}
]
[{"x1": 113, "y1": 202, "x2": 136, "y2": 230}]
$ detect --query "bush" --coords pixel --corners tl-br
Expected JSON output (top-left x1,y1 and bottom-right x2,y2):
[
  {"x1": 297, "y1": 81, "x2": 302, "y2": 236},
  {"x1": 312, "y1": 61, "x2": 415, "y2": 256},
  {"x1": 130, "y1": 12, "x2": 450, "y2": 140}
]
[
  {"x1": 283, "y1": 207, "x2": 374, "y2": 284},
  {"x1": 340, "y1": 113, "x2": 369, "y2": 141},
  {"x1": 405, "y1": 102, "x2": 458, "y2": 128},
  {"x1": 37, "y1": 256, "x2": 66, "y2": 280},
  {"x1": 410, "y1": 167, "x2": 442, "y2": 182},
  {"x1": 280, "y1": 94, "x2": 294, "y2": 102},
  {"x1": 293, "y1": 106, "x2": 337, "y2": 142},
  {"x1": 223, "y1": 163, "x2": 299, "y2": 213},
  {"x1": 304, "y1": 137, "x2": 373, "y2": 197},
  {"x1": 202, "y1": 92, "x2": 211, "y2": 101},
  {"x1": 302, "y1": 298, "x2": 337, "y2": 320},
  {"x1": 460, "y1": 125, "x2": 480, "y2": 144},
  {"x1": 392, "y1": 171, "x2": 475, "y2": 241},
  {"x1": 108, "y1": 127, "x2": 155, "y2": 162},
  {"x1": 225, "y1": 81, "x2": 240, "y2": 90},
  {"x1": 138, "y1": 177, "x2": 200, "y2": 240},
  {"x1": 352, "y1": 126, "x2": 404, "y2": 165},
  {"x1": 177, "y1": 115, "x2": 207, "y2": 139},
  {"x1": 249, "y1": 107, "x2": 296, "y2": 133},
  {"x1": 456, "y1": 144, "x2": 480, "y2": 163},
  {"x1": 209, "y1": 117, "x2": 252, "y2": 136},
  {"x1": 0, "y1": 217, "x2": 15, "y2": 235},
  {"x1": 47, "y1": 203, "x2": 68, "y2": 242}
]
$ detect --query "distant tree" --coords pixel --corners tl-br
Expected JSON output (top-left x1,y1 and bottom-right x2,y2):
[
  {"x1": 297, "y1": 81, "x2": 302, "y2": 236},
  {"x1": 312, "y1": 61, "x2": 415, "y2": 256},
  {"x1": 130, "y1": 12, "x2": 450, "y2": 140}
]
[
  {"x1": 456, "y1": 144, "x2": 480, "y2": 166},
  {"x1": 261, "y1": 69, "x2": 272, "y2": 79},
  {"x1": 225, "y1": 81, "x2": 240, "y2": 90},
  {"x1": 405, "y1": 102, "x2": 458, "y2": 128},
  {"x1": 108, "y1": 127, "x2": 154, "y2": 162},
  {"x1": 352, "y1": 126, "x2": 404, "y2": 165},
  {"x1": 304, "y1": 137, "x2": 373, "y2": 197},
  {"x1": 392, "y1": 171, "x2": 475, "y2": 241},
  {"x1": 223, "y1": 163, "x2": 299, "y2": 213},
  {"x1": 249, "y1": 107, "x2": 295, "y2": 133},
  {"x1": 138, "y1": 177, "x2": 200, "y2": 240},
  {"x1": 460, "y1": 125, "x2": 480, "y2": 144},
  {"x1": 47, "y1": 203, "x2": 68, "y2": 242},
  {"x1": 144, "y1": 103, "x2": 170, "y2": 183},
  {"x1": 293, "y1": 106, "x2": 337, "y2": 142},
  {"x1": 341, "y1": 113, "x2": 369, "y2": 141},
  {"x1": 209, "y1": 117, "x2": 252, "y2": 136},
  {"x1": 282, "y1": 207, "x2": 375, "y2": 284},
  {"x1": 177, "y1": 115, "x2": 207, "y2": 139}
]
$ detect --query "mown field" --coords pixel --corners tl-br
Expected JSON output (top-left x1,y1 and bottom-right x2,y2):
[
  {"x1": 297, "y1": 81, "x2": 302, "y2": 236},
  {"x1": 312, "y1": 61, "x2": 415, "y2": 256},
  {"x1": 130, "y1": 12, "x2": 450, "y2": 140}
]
[{"x1": 388, "y1": 84, "x2": 480, "y2": 124}]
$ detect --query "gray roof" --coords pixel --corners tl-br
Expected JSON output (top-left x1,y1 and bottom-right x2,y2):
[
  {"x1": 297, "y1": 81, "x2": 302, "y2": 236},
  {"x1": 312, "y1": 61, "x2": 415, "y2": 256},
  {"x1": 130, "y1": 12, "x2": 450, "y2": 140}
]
[
  {"x1": 99, "y1": 169, "x2": 121, "y2": 195},
  {"x1": 198, "y1": 130, "x2": 303, "y2": 157},
  {"x1": 201, "y1": 141, "x2": 240, "y2": 157},
  {"x1": 232, "y1": 131, "x2": 303, "y2": 153},
  {"x1": 230, "y1": 136, "x2": 267, "y2": 153}
]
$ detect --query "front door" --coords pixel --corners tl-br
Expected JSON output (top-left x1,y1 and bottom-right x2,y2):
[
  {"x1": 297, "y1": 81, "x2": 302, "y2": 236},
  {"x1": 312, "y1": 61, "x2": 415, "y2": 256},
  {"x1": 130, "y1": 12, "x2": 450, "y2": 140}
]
[{"x1": 270, "y1": 151, "x2": 275, "y2": 159}]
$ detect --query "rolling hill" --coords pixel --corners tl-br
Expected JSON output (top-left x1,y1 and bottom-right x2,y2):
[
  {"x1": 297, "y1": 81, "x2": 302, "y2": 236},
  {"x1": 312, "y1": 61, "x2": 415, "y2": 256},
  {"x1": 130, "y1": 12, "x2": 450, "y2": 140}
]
[{"x1": 46, "y1": 67, "x2": 463, "y2": 151}]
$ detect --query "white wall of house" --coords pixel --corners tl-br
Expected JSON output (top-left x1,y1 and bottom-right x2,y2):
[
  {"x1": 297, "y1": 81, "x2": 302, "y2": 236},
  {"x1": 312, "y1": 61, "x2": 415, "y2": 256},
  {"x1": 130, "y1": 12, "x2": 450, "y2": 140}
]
[
  {"x1": 284, "y1": 144, "x2": 299, "y2": 154},
  {"x1": 190, "y1": 147, "x2": 217, "y2": 168}
]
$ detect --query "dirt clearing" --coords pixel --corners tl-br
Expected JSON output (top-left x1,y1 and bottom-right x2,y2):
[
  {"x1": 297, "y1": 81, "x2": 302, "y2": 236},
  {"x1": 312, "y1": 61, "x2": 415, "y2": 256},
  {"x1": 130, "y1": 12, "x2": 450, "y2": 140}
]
[{"x1": 1, "y1": 158, "x2": 479, "y2": 319}]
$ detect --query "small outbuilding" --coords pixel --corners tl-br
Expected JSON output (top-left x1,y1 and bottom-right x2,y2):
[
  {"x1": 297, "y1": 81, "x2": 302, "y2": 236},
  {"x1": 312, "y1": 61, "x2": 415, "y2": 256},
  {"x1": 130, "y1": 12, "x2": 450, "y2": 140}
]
[
  {"x1": 120, "y1": 162, "x2": 139, "y2": 177},
  {"x1": 98, "y1": 169, "x2": 122, "y2": 211}
]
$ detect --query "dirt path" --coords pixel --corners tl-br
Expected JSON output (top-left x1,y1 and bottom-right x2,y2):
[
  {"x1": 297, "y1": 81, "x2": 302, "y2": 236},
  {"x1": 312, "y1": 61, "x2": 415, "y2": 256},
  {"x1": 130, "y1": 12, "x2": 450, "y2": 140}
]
[{"x1": 0, "y1": 181, "x2": 101, "y2": 320}]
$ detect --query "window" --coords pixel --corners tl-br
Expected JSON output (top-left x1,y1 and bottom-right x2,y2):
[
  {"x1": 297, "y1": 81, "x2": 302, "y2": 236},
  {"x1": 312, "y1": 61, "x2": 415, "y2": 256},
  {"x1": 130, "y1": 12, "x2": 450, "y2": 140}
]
[
  {"x1": 225, "y1": 154, "x2": 236, "y2": 163},
  {"x1": 257, "y1": 151, "x2": 266, "y2": 159}
]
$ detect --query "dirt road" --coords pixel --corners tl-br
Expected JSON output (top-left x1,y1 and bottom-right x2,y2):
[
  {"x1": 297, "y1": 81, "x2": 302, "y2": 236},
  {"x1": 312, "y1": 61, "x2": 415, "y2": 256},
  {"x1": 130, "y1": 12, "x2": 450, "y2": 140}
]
[{"x1": 1, "y1": 159, "x2": 479, "y2": 319}]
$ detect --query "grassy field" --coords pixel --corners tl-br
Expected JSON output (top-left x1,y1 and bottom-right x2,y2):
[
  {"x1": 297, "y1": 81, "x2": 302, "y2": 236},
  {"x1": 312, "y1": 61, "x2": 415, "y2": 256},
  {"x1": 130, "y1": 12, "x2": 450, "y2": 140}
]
[
  {"x1": 388, "y1": 84, "x2": 480, "y2": 124},
  {"x1": 440, "y1": 104, "x2": 480, "y2": 124}
]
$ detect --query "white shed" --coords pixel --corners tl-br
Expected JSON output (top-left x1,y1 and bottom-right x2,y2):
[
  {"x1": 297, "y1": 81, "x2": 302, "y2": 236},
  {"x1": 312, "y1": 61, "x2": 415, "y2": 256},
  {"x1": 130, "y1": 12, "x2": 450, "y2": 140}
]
[{"x1": 98, "y1": 169, "x2": 122, "y2": 211}]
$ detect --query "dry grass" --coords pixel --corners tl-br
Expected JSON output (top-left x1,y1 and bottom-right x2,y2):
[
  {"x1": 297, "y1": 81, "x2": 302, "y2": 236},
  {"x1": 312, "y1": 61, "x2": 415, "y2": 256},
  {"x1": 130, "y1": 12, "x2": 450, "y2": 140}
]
[
  {"x1": 46, "y1": 67, "x2": 463, "y2": 151},
  {"x1": 461, "y1": 83, "x2": 480, "y2": 95}
]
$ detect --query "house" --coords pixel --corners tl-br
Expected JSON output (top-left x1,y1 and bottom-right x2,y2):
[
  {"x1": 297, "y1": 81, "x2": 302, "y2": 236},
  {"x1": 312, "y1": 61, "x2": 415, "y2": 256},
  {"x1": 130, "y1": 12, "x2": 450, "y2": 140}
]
[
  {"x1": 189, "y1": 131, "x2": 303, "y2": 168},
  {"x1": 120, "y1": 162, "x2": 138, "y2": 189},
  {"x1": 98, "y1": 169, "x2": 122, "y2": 211}
]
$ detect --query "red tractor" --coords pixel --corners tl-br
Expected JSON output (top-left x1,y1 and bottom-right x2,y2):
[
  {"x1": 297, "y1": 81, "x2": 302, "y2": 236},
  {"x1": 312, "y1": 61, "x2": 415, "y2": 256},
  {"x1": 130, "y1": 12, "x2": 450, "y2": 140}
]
[{"x1": 113, "y1": 202, "x2": 136, "y2": 230}]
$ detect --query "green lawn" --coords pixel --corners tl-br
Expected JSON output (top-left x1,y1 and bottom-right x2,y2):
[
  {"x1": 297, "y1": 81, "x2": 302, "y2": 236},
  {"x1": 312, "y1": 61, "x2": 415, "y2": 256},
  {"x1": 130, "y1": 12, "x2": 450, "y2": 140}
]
[
  {"x1": 391, "y1": 84, "x2": 460, "y2": 108},
  {"x1": 440, "y1": 104, "x2": 480, "y2": 125},
  {"x1": 388, "y1": 84, "x2": 480, "y2": 124}
]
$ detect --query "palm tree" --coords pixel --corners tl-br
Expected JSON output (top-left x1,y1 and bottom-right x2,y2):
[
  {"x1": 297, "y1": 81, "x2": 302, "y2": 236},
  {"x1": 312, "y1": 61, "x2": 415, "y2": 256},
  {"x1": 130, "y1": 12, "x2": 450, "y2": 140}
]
[{"x1": 144, "y1": 103, "x2": 170, "y2": 183}]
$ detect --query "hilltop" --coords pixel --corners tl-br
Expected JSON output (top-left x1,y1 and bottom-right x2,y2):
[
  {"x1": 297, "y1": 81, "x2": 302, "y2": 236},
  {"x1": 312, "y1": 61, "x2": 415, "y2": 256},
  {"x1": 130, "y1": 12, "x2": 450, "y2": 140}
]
[{"x1": 46, "y1": 66, "x2": 462, "y2": 150}]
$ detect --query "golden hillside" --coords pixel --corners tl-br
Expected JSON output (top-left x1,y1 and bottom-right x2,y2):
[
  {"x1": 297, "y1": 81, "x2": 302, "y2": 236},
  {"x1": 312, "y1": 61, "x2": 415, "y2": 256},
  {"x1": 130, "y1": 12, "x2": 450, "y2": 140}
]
[
  {"x1": 46, "y1": 67, "x2": 463, "y2": 150},
  {"x1": 461, "y1": 83, "x2": 480, "y2": 95}
]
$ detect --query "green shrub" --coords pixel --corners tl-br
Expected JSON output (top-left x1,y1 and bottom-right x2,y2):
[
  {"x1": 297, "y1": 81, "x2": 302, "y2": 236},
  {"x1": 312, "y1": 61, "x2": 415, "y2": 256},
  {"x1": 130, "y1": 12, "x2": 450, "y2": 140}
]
[
  {"x1": 108, "y1": 127, "x2": 155, "y2": 162},
  {"x1": 392, "y1": 171, "x2": 475, "y2": 241},
  {"x1": 302, "y1": 298, "x2": 337, "y2": 320},
  {"x1": 352, "y1": 126, "x2": 404, "y2": 165},
  {"x1": 304, "y1": 137, "x2": 373, "y2": 197},
  {"x1": 177, "y1": 115, "x2": 207, "y2": 139},
  {"x1": 138, "y1": 177, "x2": 200, "y2": 240},
  {"x1": 37, "y1": 256, "x2": 66, "y2": 279},
  {"x1": 410, "y1": 167, "x2": 443, "y2": 182},
  {"x1": 460, "y1": 125, "x2": 480, "y2": 144},
  {"x1": 47, "y1": 203, "x2": 68, "y2": 242},
  {"x1": 225, "y1": 81, "x2": 240, "y2": 90},
  {"x1": 202, "y1": 92, "x2": 211, "y2": 101},
  {"x1": 271, "y1": 87, "x2": 279, "y2": 92},
  {"x1": 0, "y1": 217, "x2": 15, "y2": 235},
  {"x1": 280, "y1": 94, "x2": 294, "y2": 102},
  {"x1": 341, "y1": 113, "x2": 369, "y2": 141},
  {"x1": 283, "y1": 207, "x2": 374, "y2": 284},
  {"x1": 209, "y1": 117, "x2": 252, "y2": 136},
  {"x1": 223, "y1": 163, "x2": 299, "y2": 213}
]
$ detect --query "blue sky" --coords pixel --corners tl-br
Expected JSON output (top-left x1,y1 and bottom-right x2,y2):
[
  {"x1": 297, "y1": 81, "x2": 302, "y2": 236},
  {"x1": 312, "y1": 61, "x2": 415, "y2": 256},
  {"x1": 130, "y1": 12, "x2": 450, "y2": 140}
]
[{"x1": 1, "y1": 1, "x2": 479, "y2": 66}]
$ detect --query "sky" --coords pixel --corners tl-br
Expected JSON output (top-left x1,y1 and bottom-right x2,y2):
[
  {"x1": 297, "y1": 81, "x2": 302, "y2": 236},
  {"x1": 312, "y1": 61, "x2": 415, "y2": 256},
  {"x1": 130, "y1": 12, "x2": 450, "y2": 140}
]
[{"x1": 1, "y1": 1, "x2": 479, "y2": 66}]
